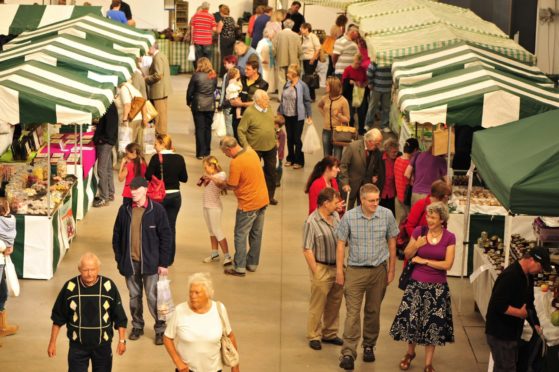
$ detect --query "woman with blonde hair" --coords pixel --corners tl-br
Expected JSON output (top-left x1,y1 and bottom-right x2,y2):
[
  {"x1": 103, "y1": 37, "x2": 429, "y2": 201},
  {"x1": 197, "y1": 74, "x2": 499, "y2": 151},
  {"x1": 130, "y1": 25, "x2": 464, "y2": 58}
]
[
  {"x1": 200, "y1": 156, "x2": 231, "y2": 265},
  {"x1": 317, "y1": 76, "x2": 350, "y2": 159},
  {"x1": 187, "y1": 57, "x2": 218, "y2": 159},
  {"x1": 145, "y1": 134, "x2": 188, "y2": 265},
  {"x1": 264, "y1": 9, "x2": 287, "y2": 40}
]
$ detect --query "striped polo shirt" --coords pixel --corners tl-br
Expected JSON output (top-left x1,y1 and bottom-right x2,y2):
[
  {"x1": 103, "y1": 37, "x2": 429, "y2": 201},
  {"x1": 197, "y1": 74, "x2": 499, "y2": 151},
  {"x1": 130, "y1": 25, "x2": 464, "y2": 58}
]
[
  {"x1": 366, "y1": 62, "x2": 393, "y2": 93},
  {"x1": 333, "y1": 35, "x2": 358, "y2": 75},
  {"x1": 190, "y1": 10, "x2": 217, "y2": 46},
  {"x1": 303, "y1": 210, "x2": 340, "y2": 265}
]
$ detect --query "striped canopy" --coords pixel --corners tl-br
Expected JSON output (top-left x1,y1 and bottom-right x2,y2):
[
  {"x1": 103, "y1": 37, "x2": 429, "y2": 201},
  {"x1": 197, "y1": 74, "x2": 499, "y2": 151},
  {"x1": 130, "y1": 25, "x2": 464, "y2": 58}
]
[
  {"x1": 397, "y1": 65, "x2": 559, "y2": 128},
  {"x1": 303, "y1": 0, "x2": 370, "y2": 10},
  {"x1": 392, "y1": 42, "x2": 553, "y2": 87},
  {"x1": 5, "y1": 14, "x2": 155, "y2": 56},
  {"x1": 0, "y1": 4, "x2": 101, "y2": 36},
  {"x1": 347, "y1": 0, "x2": 534, "y2": 66},
  {"x1": 0, "y1": 61, "x2": 115, "y2": 125},
  {"x1": 0, "y1": 34, "x2": 136, "y2": 86}
]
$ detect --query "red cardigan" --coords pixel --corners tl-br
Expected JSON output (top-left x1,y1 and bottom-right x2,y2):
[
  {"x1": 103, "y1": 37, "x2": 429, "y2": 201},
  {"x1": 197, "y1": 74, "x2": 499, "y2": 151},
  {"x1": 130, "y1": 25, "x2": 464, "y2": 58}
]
[
  {"x1": 308, "y1": 177, "x2": 339, "y2": 214},
  {"x1": 405, "y1": 196, "x2": 431, "y2": 237}
]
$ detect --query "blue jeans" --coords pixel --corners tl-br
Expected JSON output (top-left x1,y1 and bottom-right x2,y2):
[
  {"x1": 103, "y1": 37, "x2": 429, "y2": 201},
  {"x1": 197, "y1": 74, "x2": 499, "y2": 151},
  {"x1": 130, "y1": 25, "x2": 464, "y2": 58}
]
[
  {"x1": 365, "y1": 90, "x2": 391, "y2": 128},
  {"x1": 194, "y1": 44, "x2": 212, "y2": 68},
  {"x1": 233, "y1": 206, "x2": 267, "y2": 273},
  {"x1": 322, "y1": 130, "x2": 343, "y2": 160},
  {"x1": 0, "y1": 264, "x2": 7, "y2": 311},
  {"x1": 223, "y1": 108, "x2": 234, "y2": 137}
]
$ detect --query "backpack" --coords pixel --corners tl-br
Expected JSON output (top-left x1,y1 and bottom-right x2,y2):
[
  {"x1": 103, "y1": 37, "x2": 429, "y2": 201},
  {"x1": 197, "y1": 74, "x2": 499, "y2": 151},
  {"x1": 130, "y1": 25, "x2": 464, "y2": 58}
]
[{"x1": 221, "y1": 17, "x2": 236, "y2": 41}]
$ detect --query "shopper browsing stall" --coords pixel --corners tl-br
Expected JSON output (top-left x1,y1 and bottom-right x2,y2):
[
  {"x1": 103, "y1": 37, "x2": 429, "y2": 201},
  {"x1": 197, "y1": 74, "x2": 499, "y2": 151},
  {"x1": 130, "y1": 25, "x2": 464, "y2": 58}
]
[{"x1": 0, "y1": 198, "x2": 17, "y2": 341}]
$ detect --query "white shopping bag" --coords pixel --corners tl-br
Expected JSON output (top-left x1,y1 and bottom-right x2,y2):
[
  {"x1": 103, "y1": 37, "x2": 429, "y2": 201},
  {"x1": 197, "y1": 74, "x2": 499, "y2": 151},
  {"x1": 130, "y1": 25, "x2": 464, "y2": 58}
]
[
  {"x1": 212, "y1": 111, "x2": 227, "y2": 137},
  {"x1": 118, "y1": 124, "x2": 133, "y2": 153},
  {"x1": 301, "y1": 123, "x2": 321, "y2": 154},
  {"x1": 143, "y1": 125, "x2": 156, "y2": 155},
  {"x1": 157, "y1": 276, "x2": 175, "y2": 321},
  {"x1": 5, "y1": 256, "x2": 20, "y2": 297},
  {"x1": 188, "y1": 45, "x2": 196, "y2": 62}
]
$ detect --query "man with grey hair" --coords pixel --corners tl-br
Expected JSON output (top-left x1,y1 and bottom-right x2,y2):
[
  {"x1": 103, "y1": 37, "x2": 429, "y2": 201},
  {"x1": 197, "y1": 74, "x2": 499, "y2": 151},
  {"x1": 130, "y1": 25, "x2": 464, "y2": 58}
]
[
  {"x1": 379, "y1": 138, "x2": 401, "y2": 216},
  {"x1": 190, "y1": 1, "x2": 217, "y2": 66},
  {"x1": 48, "y1": 252, "x2": 128, "y2": 371},
  {"x1": 210, "y1": 137, "x2": 269, "y2": 277},
  {"x1": 145, "y1": 42, "x2": 172, "y2": 135},
  {"x1": 273, "y1": 18, "x2": 302, "y2": 99},
  {"x1": 332, "y1": 24, "x2": 360, "y2": 77},
  {"x1": 237, "y1": 89, "x2": 278, "y2": 205},
  {"x1": 339, "y1": 128, "x2": 384, "y2": 210}
]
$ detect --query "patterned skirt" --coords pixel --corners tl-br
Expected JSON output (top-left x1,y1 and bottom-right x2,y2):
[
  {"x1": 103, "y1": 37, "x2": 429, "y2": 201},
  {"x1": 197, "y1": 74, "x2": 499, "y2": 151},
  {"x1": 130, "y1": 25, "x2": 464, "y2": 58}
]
[{"x1": 389, "y1": 279, "x2": 454, "y2": 346}]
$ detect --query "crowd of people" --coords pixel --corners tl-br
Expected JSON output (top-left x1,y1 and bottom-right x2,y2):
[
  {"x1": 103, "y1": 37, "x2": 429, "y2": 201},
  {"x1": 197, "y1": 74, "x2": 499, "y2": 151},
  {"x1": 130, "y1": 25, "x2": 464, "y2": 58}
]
[{"x1": 0, "y1": 2, "x2": 552, "y2": 372}]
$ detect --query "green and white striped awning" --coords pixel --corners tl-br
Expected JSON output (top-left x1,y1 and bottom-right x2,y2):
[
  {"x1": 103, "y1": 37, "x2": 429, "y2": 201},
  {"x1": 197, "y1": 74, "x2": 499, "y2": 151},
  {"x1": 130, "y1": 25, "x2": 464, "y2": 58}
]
[
  {"x1": 5, "y1": 13, "x2": 155, "y2": 56},
  {"x1": 392, "y1": 42, "x2": 553, "y2": 87},
  {"x1": 0, "y1": 61, "x2": 115, "y2": 125},
  {"x1": 0, "y1": 34, "x2": 136, "y2": 86},
  {"x1": 397, "y1": 65, "x2": 559, "y2": 128},
  {"x1": 0, "y1": 4, "x2": 101, "y2": 35},
  {"x1": 303, "y1": 0, "x2": 370, "y2": 11}
]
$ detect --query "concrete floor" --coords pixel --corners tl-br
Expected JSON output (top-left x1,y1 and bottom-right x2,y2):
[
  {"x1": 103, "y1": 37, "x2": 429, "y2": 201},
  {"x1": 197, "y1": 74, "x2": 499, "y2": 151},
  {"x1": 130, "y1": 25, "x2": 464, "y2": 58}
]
[{"x1": 1, "y1": 75, "x2": 491, "y2": 372}]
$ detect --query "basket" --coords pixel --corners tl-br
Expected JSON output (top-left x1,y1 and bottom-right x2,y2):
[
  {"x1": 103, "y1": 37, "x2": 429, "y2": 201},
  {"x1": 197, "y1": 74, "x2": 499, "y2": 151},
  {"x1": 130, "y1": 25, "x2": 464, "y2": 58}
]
[{"x1": 170, "y1": 65, "x2": 180, "y2": 75}]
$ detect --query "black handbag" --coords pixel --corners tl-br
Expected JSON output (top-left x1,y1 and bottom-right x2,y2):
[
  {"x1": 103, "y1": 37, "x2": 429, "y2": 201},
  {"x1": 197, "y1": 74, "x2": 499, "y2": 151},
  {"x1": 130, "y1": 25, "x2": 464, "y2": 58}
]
[
  {"x1": 398, "y1": 226, "x2": 427, "y2": 291},
  {"x1": 302, "y1": 73, "x2": 320, "y2": 89}
]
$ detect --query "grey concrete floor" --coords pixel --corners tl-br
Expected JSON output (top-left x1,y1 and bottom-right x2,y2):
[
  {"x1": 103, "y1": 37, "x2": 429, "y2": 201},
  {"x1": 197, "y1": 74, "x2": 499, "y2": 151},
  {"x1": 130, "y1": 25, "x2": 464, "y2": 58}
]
[{"x1": 1, "y1": 75, "x2": 490, "y2": 372}]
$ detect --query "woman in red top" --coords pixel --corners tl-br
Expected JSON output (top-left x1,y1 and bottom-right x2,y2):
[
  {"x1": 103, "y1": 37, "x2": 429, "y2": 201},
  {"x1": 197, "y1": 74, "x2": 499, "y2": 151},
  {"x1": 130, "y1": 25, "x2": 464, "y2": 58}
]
[
  {"x1": 341, "y1": 53, "x2": 367, "y2": 134},
  {"x1": 118, "y1": 142, "x2": 147, "y2": 205},
  {"x1": 304, "y1": 156, "x2": 341, "y2": 214},
  {"x1": 394, "y1": 138, "x2": 419, "y2": 223},
  {"x1": 405, "y1": 180, "x2": 451, "y2": 237}
]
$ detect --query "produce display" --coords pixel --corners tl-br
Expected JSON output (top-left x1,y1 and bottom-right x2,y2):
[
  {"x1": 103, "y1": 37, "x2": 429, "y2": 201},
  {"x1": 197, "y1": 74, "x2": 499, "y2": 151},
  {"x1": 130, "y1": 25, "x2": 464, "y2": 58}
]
[{"x1": 451, "y1": 186, "x2": 502, "y2": 207}]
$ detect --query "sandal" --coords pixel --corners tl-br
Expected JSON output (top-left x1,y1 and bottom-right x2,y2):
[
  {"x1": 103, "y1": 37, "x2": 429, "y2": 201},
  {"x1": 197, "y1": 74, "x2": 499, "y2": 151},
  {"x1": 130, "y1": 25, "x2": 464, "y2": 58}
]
[
  {"x1": 424, "y1": 365, "x2": 436, "y2": 372},
  {"x1": 399, "y1": 353, "x2": 416, "y2": 370}
]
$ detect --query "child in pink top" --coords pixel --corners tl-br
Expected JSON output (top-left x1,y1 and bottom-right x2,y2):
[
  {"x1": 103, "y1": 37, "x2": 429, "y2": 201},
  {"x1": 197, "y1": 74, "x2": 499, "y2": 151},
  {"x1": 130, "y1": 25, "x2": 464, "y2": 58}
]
[{"x1": 118, "y1": 143, "x2": 147, "y2": 204}]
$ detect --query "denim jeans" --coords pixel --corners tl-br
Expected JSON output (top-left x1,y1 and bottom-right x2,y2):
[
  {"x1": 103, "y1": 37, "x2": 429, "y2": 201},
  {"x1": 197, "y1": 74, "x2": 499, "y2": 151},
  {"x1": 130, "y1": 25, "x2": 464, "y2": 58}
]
[
  {"x1": 223, "y1": 108, "x2": 234, "y2": 137},
  {"x1": 125, "y1": 261, "x2": 165, "y2": 333},
  {"x1": 161, "y1": 192, "x2": 182, "y2": 266},
  {"x1": 95, "y1": 144, "x2": 114, "y2": 201},
  {"x1": 365, "y1": 90, "x2": 391, "y2": 128},
  {"x1": 233, "y1": 206, "x2": 267, "y2": 273},
  {"x1": 194, "y1": 44, "x2": 212, "y2": 68},
  {"x1": 321, "y1": 130, "x2": 343, "y2": 160},
  {"x1": 68, "y1": 342, "x2": 112, "y2": 372},
  {"x1": 193, "y1": 111, "x2": 214, "y2": 158},
  {"x1": 0, "y1": 264, "x2": 7, "y2": 311}
]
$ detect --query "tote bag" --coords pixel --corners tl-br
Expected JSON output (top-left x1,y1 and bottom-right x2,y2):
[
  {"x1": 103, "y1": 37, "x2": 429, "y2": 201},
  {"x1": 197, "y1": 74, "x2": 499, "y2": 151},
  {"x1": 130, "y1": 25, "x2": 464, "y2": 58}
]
[{"x1": 5, "y1": 256, "x2": 20, "y2": 297}]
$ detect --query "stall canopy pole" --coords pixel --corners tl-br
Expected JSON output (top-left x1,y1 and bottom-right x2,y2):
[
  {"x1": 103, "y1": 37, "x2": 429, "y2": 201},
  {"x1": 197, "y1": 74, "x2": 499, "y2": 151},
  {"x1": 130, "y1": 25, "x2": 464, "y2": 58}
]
[
  {"x1": 503, "y1": 214, "x2": 513, "y2": 268},
  {"x1": 47, "y1": 124, "x2": 51, "y2": 219},
  {"x1": 459, "y1": 161, "x2": 475, "y2": 313},
  {"x1": 446, "y1": 124, "x2": 453, "y2": 181},
  {"x1": 73, "y1": 124, "x2": 78, "y2": 176}
]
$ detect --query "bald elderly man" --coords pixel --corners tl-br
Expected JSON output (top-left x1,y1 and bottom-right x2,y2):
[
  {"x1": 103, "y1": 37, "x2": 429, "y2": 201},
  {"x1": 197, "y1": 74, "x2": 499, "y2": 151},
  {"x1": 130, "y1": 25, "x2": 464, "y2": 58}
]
[{"x1": 48, "y1": 252, "x2": 128, "y2": 372}]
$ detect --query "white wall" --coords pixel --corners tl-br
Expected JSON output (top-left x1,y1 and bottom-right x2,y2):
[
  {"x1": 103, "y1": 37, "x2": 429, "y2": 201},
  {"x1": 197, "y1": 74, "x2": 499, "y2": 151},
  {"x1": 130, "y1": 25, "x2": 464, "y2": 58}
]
[
  {"x1": 303, "y1": 4, "x2": 343, "y2": 33},
  {"x1": 535, "y1": 0, "x2": 559, "y2": 74},
  {"x1": 5, "y1": 0, "x2": 254, "y2": 30}
]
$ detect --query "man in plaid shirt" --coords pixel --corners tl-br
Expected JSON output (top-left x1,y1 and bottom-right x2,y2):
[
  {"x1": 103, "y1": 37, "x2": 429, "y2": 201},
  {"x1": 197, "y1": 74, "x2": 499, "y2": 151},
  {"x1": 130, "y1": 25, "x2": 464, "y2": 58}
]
[{"x1": 335, "y1": 183, "x2": 398, "y2": 370}]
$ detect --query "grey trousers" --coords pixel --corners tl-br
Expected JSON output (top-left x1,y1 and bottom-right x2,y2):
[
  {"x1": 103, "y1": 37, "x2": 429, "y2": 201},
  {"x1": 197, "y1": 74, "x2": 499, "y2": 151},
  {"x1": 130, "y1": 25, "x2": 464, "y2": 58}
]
[
  {"x1": 486, "y1": 334, "x2": 518, "y2": 372},
  {"x1": 95, "y1": 143, "x2": 115, "y2": 201},
  {"x1": 125, "y1": 261, "x2": 165, "y2": 333}
]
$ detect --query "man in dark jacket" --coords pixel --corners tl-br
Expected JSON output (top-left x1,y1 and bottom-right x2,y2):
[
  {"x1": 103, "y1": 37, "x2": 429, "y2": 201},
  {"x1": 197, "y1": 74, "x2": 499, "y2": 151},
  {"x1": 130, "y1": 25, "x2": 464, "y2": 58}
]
[
  {"x1": 93, "y1": 102, "x2": 118, "y2": 207},
  {"x1": 485, "y1": 247, "x2": 551, "y2": 372},
  {"x1": 112, "y1": 177, "x2": 172, "y2": 345}
]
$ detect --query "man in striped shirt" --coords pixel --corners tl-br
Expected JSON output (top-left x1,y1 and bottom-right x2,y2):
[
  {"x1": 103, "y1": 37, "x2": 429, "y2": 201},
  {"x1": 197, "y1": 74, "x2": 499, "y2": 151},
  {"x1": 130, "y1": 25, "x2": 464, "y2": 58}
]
[
  {"x1": 190, "y1": 2, "x2": 217, "y2": 67},
  {"x1": 303, "y1": 188, "x2": 344, "y2": 351},
  {"x1": 332, "y1": 25, "x2": 359, "y2": 77},
  {"x1": 365, "y1": 61, "x2": 393, "y2": 132}
]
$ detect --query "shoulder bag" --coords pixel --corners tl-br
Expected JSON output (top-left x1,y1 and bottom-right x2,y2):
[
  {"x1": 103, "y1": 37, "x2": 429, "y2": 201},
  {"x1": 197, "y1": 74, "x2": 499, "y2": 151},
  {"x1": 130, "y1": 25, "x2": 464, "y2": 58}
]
[
  {"x1": 124, "y1": 85, "x2": 147, "y2": 121},
  {"x1": 398, "y1": 226, "x2": 427, "y2": 291},
  {"x1": 216, "y1": 301, "x2": 240, "y2": 367},
  {"x1": 147, "y1": 153, "x2": 166, "y2": 203}
]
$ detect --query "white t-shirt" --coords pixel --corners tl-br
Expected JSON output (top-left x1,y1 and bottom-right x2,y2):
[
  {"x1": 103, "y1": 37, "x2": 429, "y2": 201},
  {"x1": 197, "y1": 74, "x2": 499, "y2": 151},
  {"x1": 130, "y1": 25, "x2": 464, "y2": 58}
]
[
  {"x1": 164, "y1": 301, "x2": 233, "y2": 372},
  {"x1": 203, "y1": 171, "x2": 226, "y2": 209},
  {"x1": 225, "y1": 80, "x2": 242, "y2": 100}
]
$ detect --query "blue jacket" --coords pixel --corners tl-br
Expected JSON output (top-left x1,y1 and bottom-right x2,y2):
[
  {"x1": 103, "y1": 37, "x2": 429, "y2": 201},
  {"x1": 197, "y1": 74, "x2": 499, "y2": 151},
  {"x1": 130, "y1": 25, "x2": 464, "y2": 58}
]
[
  {"x1": 112, "y1": 199, "x2": 171, "y2": 277},
  {"x1": 278, "y1": 80, "x2": 312, "y2": 121},
  {"x1": 237, "y1": 47, "x2": 263, "y2": 76}
]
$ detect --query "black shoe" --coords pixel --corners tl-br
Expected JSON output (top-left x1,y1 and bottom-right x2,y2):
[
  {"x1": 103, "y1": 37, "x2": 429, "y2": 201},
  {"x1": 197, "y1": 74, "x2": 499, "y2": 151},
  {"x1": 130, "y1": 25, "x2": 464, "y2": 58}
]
[
  {"x1": 93, "y1": 198, "x2": 107, "y2": 207},
  {"x1": 363, "y1": 346, "x2": 375, "y2": 362},
  {"x1": 309, "y1": 340, "x2": 322, "y2": 350},
  {"x1": 269, "y1": 198, "x2": 278, "y2": 205},
  {"x1": 129, "y1": 328, "x2": 143, "y2": 340},
  {"x1": 154, "y1": 332, "x2": 164, "y2": 345},
  {"x1": 224, "y1": 267, "x2": 246, "y2": 277},
  {"x1": 339, "y1": 355, "x2": 354, "y2": 370},
  {"x1": 321, "y1": 336, "x2": 343, "y2": 345}
]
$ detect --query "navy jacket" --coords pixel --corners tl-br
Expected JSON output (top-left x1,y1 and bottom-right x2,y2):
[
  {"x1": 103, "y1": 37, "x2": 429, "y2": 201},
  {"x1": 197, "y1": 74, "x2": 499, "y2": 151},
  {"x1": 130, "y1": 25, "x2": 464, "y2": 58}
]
[{"x1": 112, "y1": 198, "x2": 171, "y2": 276}]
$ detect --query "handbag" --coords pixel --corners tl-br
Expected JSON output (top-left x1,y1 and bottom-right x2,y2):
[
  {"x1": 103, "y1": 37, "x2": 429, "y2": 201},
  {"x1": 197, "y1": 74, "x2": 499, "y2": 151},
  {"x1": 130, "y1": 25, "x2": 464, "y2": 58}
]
[
  {"x1": 124, "y1": 85, "x2": 147, "y2": 121},
  {"x1": 398, "y1": 226, "x2": 427, "y2": 290},
  {"x1": 332, "y1": 122, "x2": 357, "y2": 145},
  {"x1": 147, "y1": 153, "x2": 166, "y2": 203},
  {"x1": 431, "y1": 124, "x2": 455, "y2": 156},
  {"x1": 302, "y1": 73, "x2": 320, "y2": 89},
  {"x1": 145, "y1": 100, "x2": 159, "y2": 122},
  {"x1": 5, "y1": 256, "x2": 20, "y2": 297},
  {"x1": 216, "y1": 301, "x2": 240, "y2": 367},
  {"x1": 352, "y1": 85, "x2": 365, "y2": 108}
]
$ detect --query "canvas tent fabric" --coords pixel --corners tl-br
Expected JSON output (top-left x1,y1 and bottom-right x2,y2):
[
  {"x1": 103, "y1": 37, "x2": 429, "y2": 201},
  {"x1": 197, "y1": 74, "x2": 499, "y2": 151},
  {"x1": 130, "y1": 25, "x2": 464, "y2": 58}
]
[
  {"x1": 392, "y1": 42, "x2": 553, "y2": 87},
  {"x1": 0, "y1": 61, "x2": 115, "y2": 125},
  {"x1": 0, "y1": 4, "x2": 102, "y2": 36},
  {"x1": 303, "y1": 0, "x2": 370, "y2": 10},
  {"x1": 397, "y1": 65, "x2": 559, "y2": 127},
  {"x1": 0, "y1": 34, "x2": 136, "y2": 86},
  {"x1": 471, "y1": 110, "x2": 559, "y2": 216},
  {"x1": 5, "y1": 14, "x2": 155, "y2": 56}
]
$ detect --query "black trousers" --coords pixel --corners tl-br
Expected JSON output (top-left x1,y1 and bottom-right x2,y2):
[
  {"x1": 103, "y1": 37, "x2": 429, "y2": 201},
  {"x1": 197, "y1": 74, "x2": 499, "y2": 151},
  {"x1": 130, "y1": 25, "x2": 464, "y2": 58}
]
[
  {"x1": 68, "y1": 342, "x2": 112, "y2": 372},
  {"x1": 232, "y1": 116, "x2": 241, "y2": 143},
  {"x1": 219, "y1": 37, "x2": 235, "y2": 75},
  {"x1": 284, "y1": 116, "x2": 305, "y2": 167},
  {"x1": 193, "y1": 111, "x2": 214, "y2": 158},
  {"x1": 327, "y1": 55, "x2": 335, "y2": 77},
  {"x1": 161, "y1": 192, "x2": 182, "y2": 266},
  {"x1": 256, "y1": 147, "x2": 278, "y2": 200},
  {"x1": 303, "y1": 59, "x2": 318, "y2": 100},
  {"x1": 380, "y1": 197, "x2": 395, "y2": 217}
]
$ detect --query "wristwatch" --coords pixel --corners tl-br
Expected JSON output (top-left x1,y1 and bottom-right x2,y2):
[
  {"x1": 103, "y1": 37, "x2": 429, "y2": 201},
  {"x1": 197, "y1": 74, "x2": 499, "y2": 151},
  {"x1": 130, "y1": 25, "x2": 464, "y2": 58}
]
[{"x1": 119, "y1": 339, "x2": 126, "y2": 345}]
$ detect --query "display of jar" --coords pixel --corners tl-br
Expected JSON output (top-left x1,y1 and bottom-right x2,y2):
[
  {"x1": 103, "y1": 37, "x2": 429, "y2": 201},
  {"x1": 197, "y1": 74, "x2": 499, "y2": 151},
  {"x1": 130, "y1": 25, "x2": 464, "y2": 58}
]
[{"x1": 57, "y1": 159, "x2": 67, "y2": 178}]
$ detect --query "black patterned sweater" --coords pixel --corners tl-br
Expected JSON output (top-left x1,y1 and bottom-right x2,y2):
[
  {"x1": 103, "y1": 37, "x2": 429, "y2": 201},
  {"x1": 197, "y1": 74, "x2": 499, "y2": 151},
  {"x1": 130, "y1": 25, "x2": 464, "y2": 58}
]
[{"x1": 51, "y1": 275, "x2": 128, "y2": 348}]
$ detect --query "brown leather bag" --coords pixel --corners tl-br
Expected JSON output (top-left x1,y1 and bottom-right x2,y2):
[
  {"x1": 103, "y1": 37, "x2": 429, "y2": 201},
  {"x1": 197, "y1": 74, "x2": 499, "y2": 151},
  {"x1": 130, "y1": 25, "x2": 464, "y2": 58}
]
[
  {"x1": 128, "y1": 96, "x2": 147, "y2": 121},
  {"x1": 332, "y1": 123, "x2": 357, "y2": 145}
]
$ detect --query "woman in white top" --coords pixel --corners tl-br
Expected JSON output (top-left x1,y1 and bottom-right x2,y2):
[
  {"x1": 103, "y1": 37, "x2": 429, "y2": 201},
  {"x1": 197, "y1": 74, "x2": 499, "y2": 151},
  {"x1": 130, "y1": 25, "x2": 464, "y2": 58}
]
[
  {"x1": 300, "y1": 23, "x2": 321, "y2": 101},
  {"x1": 163, "y1": 273, "x2": 240, "y2": 372},
  {"x1": 256, "y1": 29, "x2": 276, "y2": 94}
]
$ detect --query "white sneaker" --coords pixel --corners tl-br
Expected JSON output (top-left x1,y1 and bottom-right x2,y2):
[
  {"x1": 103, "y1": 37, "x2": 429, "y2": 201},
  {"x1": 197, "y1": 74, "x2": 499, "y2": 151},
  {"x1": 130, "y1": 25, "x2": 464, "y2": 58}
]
[
  {"x1": 382, "y1": 127, "x2": 392, "y2": 133},
  {"x1": 223, "y1": 257, "x2": 233, "y2": 266},
  {"x1": 203, "y1": 254, "x2": 220, "y2": 263}
]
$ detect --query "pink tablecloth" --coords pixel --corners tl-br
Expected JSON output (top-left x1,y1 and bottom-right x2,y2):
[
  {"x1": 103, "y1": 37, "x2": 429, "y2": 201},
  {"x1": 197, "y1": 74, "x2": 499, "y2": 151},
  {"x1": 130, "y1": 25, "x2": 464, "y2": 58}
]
[{"x1": 40, "y1": 132, "x2": 96, "y2": 177}]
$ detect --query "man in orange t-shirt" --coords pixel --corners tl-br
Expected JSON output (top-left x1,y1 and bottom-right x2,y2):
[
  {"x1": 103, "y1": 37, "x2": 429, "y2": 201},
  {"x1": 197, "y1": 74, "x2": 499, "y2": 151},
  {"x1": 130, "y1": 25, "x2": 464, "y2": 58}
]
[{"x1": 213, "y1": 136, "x2": 269, "y2": 277}]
